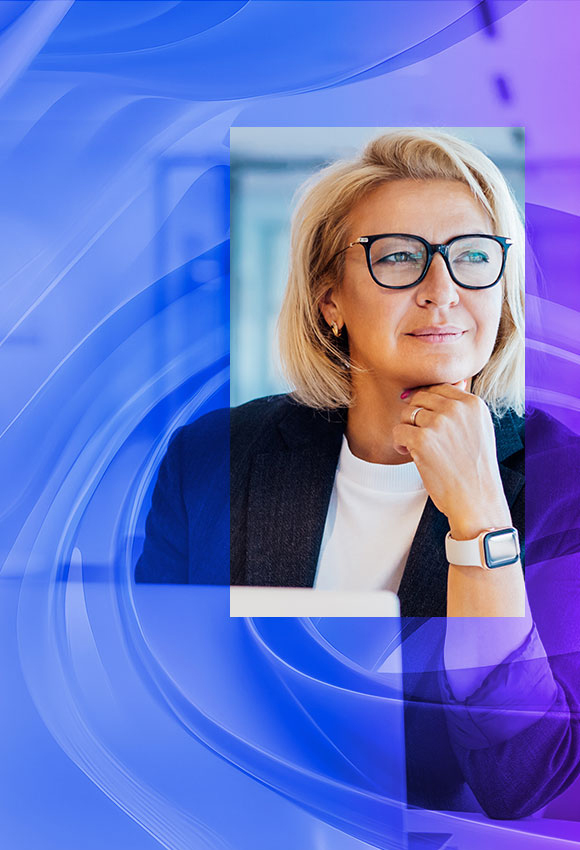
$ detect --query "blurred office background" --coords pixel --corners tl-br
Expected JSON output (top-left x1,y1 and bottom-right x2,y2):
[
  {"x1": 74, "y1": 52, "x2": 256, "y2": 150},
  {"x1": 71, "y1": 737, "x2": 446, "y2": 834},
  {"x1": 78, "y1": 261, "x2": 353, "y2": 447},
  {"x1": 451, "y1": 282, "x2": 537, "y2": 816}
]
[{"x1": 230, "y1": 126, "x2": 525, "y2": 407}]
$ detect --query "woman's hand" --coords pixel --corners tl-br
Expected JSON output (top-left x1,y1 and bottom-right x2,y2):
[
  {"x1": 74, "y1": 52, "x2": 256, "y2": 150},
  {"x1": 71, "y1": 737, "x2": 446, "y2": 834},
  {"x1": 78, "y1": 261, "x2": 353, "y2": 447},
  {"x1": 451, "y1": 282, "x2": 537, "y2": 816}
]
[{"x1": 392, "y1": 382, "x2": 511, "y2": 540}]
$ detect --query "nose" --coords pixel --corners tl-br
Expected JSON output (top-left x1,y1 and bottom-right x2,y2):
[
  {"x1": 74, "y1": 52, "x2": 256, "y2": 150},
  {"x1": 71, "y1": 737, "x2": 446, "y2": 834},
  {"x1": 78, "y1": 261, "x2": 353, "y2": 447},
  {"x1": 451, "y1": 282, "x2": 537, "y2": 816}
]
[{"x1": 415, "y1": 252, "x2": 460, "y2": 308}]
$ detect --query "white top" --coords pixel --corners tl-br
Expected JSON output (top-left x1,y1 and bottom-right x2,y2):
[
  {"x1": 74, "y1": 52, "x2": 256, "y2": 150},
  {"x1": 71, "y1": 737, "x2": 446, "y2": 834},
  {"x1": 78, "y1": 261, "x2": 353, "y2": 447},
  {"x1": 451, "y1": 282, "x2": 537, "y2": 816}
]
[{"x1": 314, "y1": 436, "x2": 428, "y2": 592}]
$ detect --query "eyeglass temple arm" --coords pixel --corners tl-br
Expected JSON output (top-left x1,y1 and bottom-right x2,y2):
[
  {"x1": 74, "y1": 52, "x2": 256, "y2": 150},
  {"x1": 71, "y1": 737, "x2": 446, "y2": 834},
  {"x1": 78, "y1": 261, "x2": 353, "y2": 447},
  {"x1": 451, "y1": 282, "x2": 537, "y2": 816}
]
[
  {"x1": 335, "y1": 237, "x2": 368, "y2": 256},
  {"x1": 319, "y1": 237, "x2": 370, "y2": 276}
]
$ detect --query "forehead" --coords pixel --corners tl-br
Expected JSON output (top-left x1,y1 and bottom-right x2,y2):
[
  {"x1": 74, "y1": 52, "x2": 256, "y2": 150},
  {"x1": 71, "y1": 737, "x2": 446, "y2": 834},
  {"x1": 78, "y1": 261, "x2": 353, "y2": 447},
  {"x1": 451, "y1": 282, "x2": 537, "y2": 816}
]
[{"x1": 347, "y1": 178, "x2": 493, "y2": 241}]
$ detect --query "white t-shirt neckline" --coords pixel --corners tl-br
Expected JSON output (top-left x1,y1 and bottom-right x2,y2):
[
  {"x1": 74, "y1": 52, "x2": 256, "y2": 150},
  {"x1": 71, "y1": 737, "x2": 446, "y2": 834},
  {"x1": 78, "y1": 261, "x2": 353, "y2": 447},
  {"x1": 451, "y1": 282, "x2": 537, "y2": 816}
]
[
  {"x1": 314, "y1": 435, "x2": 428, "y2": 592},
  {"x1": 338, "y1": 436, "x2": 425, "y2": 493}
]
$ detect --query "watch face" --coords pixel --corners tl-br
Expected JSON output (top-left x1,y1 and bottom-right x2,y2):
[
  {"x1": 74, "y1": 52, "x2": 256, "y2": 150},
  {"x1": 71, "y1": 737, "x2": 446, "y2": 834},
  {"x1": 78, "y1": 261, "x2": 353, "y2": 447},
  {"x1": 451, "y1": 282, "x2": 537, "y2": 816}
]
[{"x1": 484, "y1": 528, "x2": 520, "y2": 568}]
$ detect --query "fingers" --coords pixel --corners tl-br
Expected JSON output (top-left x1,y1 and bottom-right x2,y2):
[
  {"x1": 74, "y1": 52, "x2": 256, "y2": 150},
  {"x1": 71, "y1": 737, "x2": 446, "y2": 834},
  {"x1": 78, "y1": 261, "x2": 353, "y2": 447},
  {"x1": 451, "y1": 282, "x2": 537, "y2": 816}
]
[
  {"x1": 392, "y1": 422, "x2": 423, "y2": 457},
  {"x1": 402, "y1": 380, "x2": 469, "y2": 411},
  {"x1": 397, "y1": 380, "x2": 473, "y2": 452},
  {"x1": 401, "y1": 404, "x2": 434, "y2": 427},
  {"x1": 404, "y1": 391, "x2": 449, "y2": 413},
  {"x1": 402, "y1": 380, "x2": 467, "y2": 400},
  {"x1": 425, "y1": 381, "x2": 468, "y2": 400}
]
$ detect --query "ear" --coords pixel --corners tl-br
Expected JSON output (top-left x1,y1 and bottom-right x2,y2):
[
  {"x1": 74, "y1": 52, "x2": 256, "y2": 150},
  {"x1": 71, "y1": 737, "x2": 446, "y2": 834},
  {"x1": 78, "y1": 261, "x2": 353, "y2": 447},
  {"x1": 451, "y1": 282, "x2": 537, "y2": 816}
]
[{"x1": 319, "y1": 286, "x2": 343, "y2": 331}]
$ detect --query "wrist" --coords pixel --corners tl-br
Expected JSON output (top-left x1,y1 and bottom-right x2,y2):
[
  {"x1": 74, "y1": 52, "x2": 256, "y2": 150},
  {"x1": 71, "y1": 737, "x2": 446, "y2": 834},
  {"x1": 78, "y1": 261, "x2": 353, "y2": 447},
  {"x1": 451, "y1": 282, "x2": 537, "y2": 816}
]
[{"x1": 448, "y1": 509, "x2": 512, "y2": 541}]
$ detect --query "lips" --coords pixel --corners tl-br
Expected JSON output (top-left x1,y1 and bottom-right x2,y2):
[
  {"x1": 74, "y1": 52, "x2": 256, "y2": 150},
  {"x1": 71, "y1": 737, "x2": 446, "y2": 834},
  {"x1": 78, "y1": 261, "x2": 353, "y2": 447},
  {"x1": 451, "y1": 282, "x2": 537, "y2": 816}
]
[
  {"x1": 408, "y1": 325, "x2": 465, "y2": 336},
  {"x1": 406, "y1": 326, "x2": 467, "y2": 343}
]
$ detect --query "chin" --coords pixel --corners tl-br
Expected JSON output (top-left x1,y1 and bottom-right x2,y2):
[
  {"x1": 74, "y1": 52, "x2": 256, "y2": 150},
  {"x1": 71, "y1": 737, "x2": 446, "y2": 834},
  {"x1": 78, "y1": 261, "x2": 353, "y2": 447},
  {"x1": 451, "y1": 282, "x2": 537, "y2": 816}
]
[
  {"x1": 404, "y1": 354, "x2": 482, "y2": 388},
  {"x1": 405, "y1": 367, "x2": 467, "y2": 388}
]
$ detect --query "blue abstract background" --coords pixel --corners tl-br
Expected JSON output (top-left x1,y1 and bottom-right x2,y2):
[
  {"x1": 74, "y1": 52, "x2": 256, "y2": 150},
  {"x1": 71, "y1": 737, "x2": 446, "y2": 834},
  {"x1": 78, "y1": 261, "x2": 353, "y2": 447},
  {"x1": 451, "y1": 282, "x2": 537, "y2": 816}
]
[{"x1": 1, "y1": 2, "x2": 580, "y2": 848}]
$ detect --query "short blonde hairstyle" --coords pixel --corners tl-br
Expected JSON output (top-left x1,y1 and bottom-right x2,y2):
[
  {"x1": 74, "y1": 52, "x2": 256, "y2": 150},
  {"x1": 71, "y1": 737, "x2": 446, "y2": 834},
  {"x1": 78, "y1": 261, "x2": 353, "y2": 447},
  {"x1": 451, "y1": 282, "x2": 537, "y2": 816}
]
[{"x1": 278, "y1": 130, "x2": 524, "y2": 417}]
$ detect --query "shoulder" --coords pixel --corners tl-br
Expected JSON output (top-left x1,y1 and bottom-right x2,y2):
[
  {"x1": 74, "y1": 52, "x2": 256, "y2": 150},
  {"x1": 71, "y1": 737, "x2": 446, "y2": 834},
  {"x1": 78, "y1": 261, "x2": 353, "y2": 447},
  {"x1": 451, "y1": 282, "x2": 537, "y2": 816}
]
[
  {"x1": 525, "y1": 406, "x2": 580, "y2": 455},
  {"x1": 494, "y1": 405, "x2": 580, "y2": 481},
  {"x1": 495, "y1": 405, "x2": 579, "y2": 455},
  {"x1": 231, "y1": 393, "x2": 304, "y2": 452},
  {"x1": 163, "y1": 407, "x2": 230, "y2": 486},
  {"x1": 231, "y1": 392, "x2": 295, "y2": 429},
  {"x1": 492, "y1": 407, "x2": 525, "y2": 472},
  {"x1": 157, "y1": 393, "x2": 333, "y2": 473},
  {"x1": 231, "y1": 392, "x2": 347, "y2": 449},
  {"x1": 525, "y1": 406, "x2": 580, "y2": 486},
  {"x1": 178, "y1": 406, "x2": 228, "y2": 444},
  {"x1": 230, "y1": 392, "x2": 346, "y2": 476},
  {"x1": 525, "y1": 407, "x2": 580, "y2": 553},
  {"x1": 230, "y1": 394, "x2": 305, "y2": 479}
]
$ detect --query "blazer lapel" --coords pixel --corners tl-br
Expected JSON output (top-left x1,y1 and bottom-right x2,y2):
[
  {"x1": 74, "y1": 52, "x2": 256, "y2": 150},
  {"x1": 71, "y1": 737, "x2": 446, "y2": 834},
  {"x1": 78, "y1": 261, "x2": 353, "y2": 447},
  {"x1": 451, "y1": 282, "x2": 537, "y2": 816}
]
[
  {"x1": 397, "y1": 499, "x2": 449, "y2": 617},
  {"x1": 245, "y1": 406, "x2": 345, "y2": 587}
]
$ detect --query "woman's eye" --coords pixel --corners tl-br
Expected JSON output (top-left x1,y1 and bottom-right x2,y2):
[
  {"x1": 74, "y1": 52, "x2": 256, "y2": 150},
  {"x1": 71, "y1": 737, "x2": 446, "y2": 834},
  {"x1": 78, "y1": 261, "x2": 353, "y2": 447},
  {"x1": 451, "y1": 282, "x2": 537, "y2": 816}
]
[
  {"x1": 379, "y1": 251, "x2": 423, "y2": 264},
  {"x1": 456, "y1": 250, "x2": 489, "y2": 264}
]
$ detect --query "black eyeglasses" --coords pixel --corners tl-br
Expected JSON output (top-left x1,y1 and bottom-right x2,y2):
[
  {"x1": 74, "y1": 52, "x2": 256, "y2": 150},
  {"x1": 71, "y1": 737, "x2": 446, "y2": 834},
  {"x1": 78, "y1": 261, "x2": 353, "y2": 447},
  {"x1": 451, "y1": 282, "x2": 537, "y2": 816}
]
[{"x1": 335, "y1": 233, "x2": 512, "y2": 290}]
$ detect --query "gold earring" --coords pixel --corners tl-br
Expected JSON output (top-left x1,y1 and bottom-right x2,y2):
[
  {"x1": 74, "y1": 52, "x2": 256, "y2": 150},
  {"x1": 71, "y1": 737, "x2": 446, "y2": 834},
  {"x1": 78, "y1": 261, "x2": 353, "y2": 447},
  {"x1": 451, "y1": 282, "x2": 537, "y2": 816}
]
[{"x1": 331, "y1": 322, "x2": 341, "y2": 338}]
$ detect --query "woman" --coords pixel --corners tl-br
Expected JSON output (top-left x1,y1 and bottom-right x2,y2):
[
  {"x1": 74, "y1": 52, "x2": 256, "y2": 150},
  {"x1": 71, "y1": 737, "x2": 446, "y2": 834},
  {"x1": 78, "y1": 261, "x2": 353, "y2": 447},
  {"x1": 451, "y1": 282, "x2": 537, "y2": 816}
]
[
  {"x1": 231, "y1": 130, "x2": 526, "y2": 622},
  {"x1": 137, "y1": 131, "x2": 580, "y2": 820}
]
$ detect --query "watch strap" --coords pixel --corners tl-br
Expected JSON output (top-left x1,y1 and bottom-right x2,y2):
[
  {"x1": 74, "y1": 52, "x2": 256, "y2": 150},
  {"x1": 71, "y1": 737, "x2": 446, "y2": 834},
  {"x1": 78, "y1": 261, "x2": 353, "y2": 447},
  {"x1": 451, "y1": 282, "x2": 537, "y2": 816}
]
[
  {"x1": 446, "y1": 531, "x2": 486, "y2": 568},
  {"x1": 445, "y1": 527, "x2": 520, "y2": 569}
]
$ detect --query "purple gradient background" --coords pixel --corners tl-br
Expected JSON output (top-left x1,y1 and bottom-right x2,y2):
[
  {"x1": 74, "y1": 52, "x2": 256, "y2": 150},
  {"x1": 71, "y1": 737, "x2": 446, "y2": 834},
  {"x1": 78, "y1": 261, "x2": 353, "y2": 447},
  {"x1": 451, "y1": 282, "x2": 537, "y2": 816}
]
[{"x1": 1, "y1": 2, "x2": 579, "y2": 849}]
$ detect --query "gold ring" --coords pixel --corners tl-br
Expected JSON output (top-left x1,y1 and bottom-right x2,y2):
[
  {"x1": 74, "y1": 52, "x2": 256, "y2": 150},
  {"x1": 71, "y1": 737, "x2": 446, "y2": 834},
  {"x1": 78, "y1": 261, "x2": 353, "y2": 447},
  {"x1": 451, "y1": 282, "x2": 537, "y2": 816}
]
[{"x1": 410, "y1": 407, "x2": 422, "y2": 426}]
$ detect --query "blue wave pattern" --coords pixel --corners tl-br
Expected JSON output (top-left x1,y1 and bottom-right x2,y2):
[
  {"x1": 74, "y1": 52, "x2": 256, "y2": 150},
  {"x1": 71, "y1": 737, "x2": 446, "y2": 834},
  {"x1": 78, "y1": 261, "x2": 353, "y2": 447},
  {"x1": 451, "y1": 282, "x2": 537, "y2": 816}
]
[{"x1": 1, "y1": 1, "x2": 580, "y2": 848}]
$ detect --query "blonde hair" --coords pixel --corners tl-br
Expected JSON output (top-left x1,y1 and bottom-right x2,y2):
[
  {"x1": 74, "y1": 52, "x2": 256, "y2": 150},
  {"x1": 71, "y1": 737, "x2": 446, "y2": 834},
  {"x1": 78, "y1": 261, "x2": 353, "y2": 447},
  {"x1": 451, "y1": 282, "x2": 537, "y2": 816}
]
[{"x1": 278, "y1": 130, "x2": 524, "y2": 417}]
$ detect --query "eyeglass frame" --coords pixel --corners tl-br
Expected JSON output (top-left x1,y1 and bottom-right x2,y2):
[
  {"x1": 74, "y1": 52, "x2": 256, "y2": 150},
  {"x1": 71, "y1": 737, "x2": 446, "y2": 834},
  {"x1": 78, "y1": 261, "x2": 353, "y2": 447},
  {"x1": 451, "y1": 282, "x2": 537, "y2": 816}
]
[{"x1": 332, "y1": 233, "x2": 512, "y2": 290}]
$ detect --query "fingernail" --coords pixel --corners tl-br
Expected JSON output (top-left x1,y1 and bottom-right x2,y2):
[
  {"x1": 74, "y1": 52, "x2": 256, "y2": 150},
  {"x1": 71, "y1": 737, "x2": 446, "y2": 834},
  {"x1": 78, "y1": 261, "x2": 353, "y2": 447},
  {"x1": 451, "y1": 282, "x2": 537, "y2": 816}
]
[{"x1": 400, "y1": 391, "x2": 410, "y2": 400}]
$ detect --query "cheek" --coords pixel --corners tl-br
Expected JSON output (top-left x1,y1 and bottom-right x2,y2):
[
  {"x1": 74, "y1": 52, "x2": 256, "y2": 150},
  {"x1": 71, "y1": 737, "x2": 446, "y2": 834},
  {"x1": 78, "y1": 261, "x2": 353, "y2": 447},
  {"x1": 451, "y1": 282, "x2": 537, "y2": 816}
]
[
  {"x1": 340, "y1": 276, "x2": 414, "y2": 344},
  {"x1": 473, "y1": 294, "x2": 503, "y2": 343},
  {"x1": 342, "y1": 285, "x2": 394, "y2": 332},
  {"x1": 349, "y1": 299, "x2": 406, "y2": 346}
]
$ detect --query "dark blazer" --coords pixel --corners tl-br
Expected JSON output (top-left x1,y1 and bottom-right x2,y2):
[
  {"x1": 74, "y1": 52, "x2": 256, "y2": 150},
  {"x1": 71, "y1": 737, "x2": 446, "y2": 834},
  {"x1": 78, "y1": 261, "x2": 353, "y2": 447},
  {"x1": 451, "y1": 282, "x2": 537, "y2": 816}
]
[
  {"x1": 136, "y1": 398, "x2": 580, "y2": 819},
  {"x1": 230, "y1": 394, "x2": 525, "y2": 617}
]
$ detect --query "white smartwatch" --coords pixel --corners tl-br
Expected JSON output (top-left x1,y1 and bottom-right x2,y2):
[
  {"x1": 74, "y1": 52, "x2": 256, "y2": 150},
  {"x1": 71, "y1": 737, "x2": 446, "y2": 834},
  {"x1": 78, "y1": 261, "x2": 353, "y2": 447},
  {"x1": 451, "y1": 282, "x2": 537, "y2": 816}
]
[{"x1": 445, "y1": 527, "x2": 521, "y2": 569}]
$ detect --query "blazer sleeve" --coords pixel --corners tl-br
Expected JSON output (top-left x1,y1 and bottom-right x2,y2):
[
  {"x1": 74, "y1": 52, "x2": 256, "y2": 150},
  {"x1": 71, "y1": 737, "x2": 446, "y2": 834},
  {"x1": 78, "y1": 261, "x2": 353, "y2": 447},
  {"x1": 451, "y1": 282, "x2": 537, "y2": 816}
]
[
  {"x1": 437, "y1": 411, "x2": 580, "y2": 819},
  {"x1": 135, "y1": 427, "x2": 190, "y2": 583},
  {"x1": 135, "y1": 408, "x2": 230, "y2": 584}
]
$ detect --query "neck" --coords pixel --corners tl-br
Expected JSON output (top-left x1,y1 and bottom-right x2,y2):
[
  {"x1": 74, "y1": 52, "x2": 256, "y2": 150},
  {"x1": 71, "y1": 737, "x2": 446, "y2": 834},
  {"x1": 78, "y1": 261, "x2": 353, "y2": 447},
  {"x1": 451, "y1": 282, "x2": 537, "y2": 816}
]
[{"x1": 346, "y1": 375, "x2": 412, "y2": 465}]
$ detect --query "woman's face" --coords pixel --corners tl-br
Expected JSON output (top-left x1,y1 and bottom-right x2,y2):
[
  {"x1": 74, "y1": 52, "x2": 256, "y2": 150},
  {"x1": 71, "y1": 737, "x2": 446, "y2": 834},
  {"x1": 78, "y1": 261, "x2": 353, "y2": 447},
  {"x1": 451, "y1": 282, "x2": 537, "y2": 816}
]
[{"x1": 322, "y1": 179, "x2": 504, "y2": 393}]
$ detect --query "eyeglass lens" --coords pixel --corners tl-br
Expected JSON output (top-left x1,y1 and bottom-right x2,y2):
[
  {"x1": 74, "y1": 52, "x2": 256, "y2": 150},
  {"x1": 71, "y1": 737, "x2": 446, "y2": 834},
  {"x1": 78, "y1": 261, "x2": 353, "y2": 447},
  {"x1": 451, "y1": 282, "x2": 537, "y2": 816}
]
[{"x1": 368, "y1": 235, "x2": 504, "y2": 288}]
